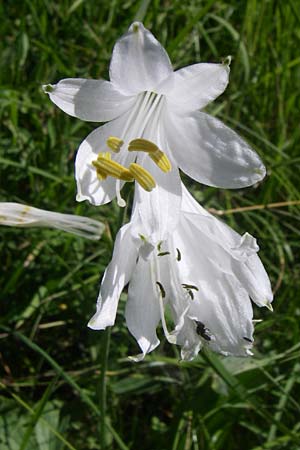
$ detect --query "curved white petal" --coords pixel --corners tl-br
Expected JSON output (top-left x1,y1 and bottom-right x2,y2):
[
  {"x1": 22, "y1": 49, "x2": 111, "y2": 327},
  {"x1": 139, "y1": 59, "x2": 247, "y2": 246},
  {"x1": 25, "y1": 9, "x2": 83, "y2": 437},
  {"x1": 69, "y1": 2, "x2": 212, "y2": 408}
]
[
  {"x1": 164, "y1": 110, "x2": 266, "y2": 188},
  {"x1": 43, "y1": 78, "x2": 135, "y2": 122},
  {"x1": 160, "y1": 63, "x2": 229, "y2": 113},
  {"x1": 109, "y1": 22, "x2": 172, "y2": 95},
  {"x1": 174, "y1": 216, "x2": 254, "y2": 356},
  {"x1": 75, "y1": 113, "x2": 135, "y2": 206},
  {"x1": 188, "y1": 273, "x2": 254, "y2": 357},
  {"x1": 132, "y1": 155, "x2": 182, "y2": 243},
  {"x1": 181, "y1": 188, "x2": 273, "y2": 308},
  {"x1": 232, "y1": 255, "x2": 273, "y2": 308},
  {"x1": 88, "y1": 223, "x2": 137, "y2": 330},
  {"x1": 125, "y1": 255, "x2": 160, "y2": 358}
]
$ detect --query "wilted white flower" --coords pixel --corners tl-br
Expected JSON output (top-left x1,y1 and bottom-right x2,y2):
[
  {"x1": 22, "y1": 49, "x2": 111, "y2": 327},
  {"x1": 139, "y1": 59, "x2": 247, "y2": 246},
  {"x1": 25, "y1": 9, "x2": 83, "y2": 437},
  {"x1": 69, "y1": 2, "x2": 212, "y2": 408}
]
[
  {"x1": 44, "y1": 22, "x2": 266, "y2": 235},
  {"x1": 0, "y1": 202, "x2": 104, "y2": 240},
  {"x1": 88, "y1": 185, "x2": 273, "y2": 361}
]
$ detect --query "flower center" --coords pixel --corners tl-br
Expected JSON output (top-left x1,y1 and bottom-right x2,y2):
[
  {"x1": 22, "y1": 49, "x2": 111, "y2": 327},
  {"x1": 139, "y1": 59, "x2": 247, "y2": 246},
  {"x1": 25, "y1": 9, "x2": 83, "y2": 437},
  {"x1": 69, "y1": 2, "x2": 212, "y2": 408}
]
[{"x1": 91, "y1": 91, "x2": 171, "y2": 206}]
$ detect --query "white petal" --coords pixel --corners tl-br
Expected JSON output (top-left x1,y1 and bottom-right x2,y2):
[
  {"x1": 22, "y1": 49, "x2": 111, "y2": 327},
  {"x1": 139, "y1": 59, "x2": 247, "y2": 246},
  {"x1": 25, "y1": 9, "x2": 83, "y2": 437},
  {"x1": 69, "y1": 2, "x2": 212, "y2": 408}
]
[
  {"x1": 189, "y1": 273, "x2": 254, "y2": 356},
  {"x1": 125, "y1": 256, "x2": 160, "y2": 357},
  {"x1": 88, "y1": 223, "x2": 137, "y2": 330},
  {"x1": 181, "y1": 190, "x2": 273, "y2": 308},
  {"x1": 75, "y1": 113, "x2": 134, "y2": 206},
  {"x1": 174, "y1": 216, "x2": 254, "y2": 356},
  {"x1": 109, "y1": 22, "x2": 172, "y2": 95},
  {"x1": 232, "y1": 254, "x2": 273, "y2": 308},
  {"x1": 43, "y1": 78, "x2": 135, "y2": 122},
  {"x1": 160, "y1": 63, "x2": 229, "y2": 113},
  {"x1": 230, "y1": 232, "x2": 259, "y2": 260},
  {"x1": 131, "y1": 133, "x2": 182, "y2": 243},
  {"x1": 0, "y1": 202, "x2": 104, "y2": 240},
  {"x1": 164, "y1": 110, "x2": 266, "y2": 188}
]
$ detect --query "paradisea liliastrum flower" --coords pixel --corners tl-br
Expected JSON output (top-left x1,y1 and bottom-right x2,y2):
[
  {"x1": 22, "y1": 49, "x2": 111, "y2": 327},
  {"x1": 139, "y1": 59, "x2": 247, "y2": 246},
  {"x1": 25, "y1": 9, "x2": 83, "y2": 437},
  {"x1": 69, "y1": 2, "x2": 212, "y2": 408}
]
[
  {"x1": 88, "y1": 185, "x2": 273, "y2": 361},
  {"x1": 0, "y1": 202, "x2": 104, "y2": 240},
  {"x1": 43, "y1": 22, "x2": 266, "y2": 219}
]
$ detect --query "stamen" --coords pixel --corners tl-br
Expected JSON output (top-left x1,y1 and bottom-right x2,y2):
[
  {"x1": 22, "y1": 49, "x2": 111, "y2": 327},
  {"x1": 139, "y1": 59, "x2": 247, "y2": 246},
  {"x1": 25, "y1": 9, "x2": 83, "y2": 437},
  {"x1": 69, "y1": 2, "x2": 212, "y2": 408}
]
[
  {"x1": 129, "y1": 163, "x2": 156, "y2": 192},
  {"x1": 156, "y1": 281, "x2": 166, "y2": 298},
  {"x1": 176, "y1": 248, "x2": 181, "y2": 261},
  {"x1": 96, "y1": 171, "x2": 107, "y2": 181},
  {"x1": 128, "y1": 138, "x2": 159, "y2": 153},
  {"x1": 149, "y1": 149, "x2": 171, "y2": 173},
  {"x1": 94, "y1": 152, "x2": 110, "y2": 180},
  {"x1": 92, "y1": 156, "x2": 134, "y2": 182},
  {"x1": 97, "y1": 152, "x2": 111, "y2": 161},
  {"x1": 128, "y1": 139, "x2": 171, "y2": 173},
  {"x1": 106, "y1": 136, "x2": 124, "y2": 153}
]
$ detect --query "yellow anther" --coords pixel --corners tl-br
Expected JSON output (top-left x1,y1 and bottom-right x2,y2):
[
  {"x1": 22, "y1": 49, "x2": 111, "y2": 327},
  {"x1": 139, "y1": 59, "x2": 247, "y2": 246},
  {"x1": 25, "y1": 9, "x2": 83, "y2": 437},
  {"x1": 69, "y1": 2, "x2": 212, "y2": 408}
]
[
  {"x1": 98, "y1": 152, "x2": 111, "y2": 161},
  {"x1": 96, "y1": 170, "x2": 108, "y2": 181},
  {"x1": 128, "y1": 138, "x2": 159, "y2": 154},
  {"x1": 129, "y1": 163, "x2": 156, "y2": 192},
  {"x1": 128, "y1": 139, "x2": 171, "y2": 173},
  {"x1": 106, "y1": 136, "x2": 124, "y2": 153},
  {"x1": 149, "y1": 150, "x2": 172, "y2": 173},
  {"x1": 94, "y1": 152, "x2": 111, "y2": 180},
  {"x1": 92, "y1": 157, "x2": 134, "y2": 182}
]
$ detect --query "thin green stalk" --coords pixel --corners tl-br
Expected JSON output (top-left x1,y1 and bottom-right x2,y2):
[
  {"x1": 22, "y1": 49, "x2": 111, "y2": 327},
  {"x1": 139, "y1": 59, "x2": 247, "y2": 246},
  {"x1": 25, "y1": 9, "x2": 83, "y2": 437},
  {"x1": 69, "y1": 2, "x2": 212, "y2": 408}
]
[
  {"x1": 99, "y1": 327, "x2": 112, "y2": 449},
  {"x1": 0, "y1": 326, "x2": 129, "y2": 450}
]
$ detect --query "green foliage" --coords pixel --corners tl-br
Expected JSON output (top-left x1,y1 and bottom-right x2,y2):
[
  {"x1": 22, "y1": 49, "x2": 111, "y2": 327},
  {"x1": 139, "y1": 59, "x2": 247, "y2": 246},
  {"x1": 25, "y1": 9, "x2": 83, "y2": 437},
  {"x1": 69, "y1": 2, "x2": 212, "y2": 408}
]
[{"x1": 1, "y1": 0, "x2": 300, "y2": 449}]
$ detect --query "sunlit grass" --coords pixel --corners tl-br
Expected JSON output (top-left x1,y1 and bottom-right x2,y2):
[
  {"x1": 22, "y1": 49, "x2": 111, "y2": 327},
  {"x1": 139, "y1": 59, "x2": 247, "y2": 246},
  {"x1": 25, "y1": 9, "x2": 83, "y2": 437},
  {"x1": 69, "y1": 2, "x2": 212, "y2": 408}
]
[{"x1": 1, "y1": 1, "x2": 300, "y2": 449}]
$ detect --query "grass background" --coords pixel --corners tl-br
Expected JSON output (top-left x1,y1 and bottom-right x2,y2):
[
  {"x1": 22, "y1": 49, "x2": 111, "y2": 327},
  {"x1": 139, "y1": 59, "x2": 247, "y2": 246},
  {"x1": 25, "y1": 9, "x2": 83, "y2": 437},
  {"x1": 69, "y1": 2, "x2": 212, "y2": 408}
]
[{"x1": 1, "y1": 0, "x2": 300, "y2": 449}]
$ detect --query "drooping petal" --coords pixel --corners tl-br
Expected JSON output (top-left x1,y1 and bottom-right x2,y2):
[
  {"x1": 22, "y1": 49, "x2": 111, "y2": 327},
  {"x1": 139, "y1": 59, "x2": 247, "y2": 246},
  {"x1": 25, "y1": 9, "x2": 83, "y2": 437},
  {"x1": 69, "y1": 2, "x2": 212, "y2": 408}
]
[
  {"x1": 181, "y1": 188, "x2": 273, "y2": 308},
  {"x1": 164, "y1": 110, "x2": 266, "y2": 188},
  {"x1": 0, "y1": 202, "x2": 104, "y2": 240},
  {"x1": 125, "y1": 255, "x2": 160, "y2": 358},
  {"x1": 109, "y1": 22, "x2": 173, "y2": 95},
  {"x1": 88, "y1": 223, "x2": 137, "y2": 330},
  {"x1": 174, "y1": 216, "x2": 254, "y2": 356},
  {"x1": 159, "y1": 63, "x2": 229, "y2": 113},
  {"x1": 75, "y1": 113, "x2": 135, "y2": 206},
  {"x1": 232, "y1": 255, "x2": 273, "y2": 308},
  {"x1": 189, "y1": 272, "x2": 254, "y2": 356},
  {"x1": 164, "y1": 248, "x2": 202, "y2": 361},
  {"x1": 43, "y1": 78, "x2": 136, "y2": 122}
]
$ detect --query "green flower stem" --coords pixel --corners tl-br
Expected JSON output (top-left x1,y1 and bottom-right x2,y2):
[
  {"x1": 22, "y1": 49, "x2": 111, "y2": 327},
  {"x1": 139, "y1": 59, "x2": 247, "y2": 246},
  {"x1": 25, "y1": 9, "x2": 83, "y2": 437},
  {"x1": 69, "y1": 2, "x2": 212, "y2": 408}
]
[{"x1": 99, "y1": 326, "x2": 111, "y2": 449}]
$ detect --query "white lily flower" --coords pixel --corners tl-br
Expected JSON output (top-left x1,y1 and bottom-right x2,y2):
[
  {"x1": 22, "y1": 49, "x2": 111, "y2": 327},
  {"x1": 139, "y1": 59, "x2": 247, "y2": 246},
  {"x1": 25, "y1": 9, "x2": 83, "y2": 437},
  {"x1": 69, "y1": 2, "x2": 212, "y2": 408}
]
[
  {"x1": 43, "y1": 21, "x2": 266, "y2": 235},
  {"x1": 88, "y1": 185, "x2": 273, "y2": 361},
  {"x1": 0, "y1": 202, "x2": 104, "y2": 240}
]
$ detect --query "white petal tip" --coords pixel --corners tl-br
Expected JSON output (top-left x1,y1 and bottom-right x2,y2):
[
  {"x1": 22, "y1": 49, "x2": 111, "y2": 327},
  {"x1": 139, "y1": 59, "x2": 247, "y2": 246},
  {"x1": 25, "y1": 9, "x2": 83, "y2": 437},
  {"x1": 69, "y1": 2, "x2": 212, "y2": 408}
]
[
  {"x1": 265, "y1": 302, "x2": 273, "y2": 312},
  {"x1": 254, "y1": 167, "x2": 266, "y2": 177},
  {"x1": 166, "y1": 334, "x2": 177, "y2": 344},
  {"x1": 87, "y1": 317, "x2": 106, "y2": 330},
  {"x1": 76, "y1": 193, "x2": 85, "y2": 203},
  {"x1": 130, "y1": 22, "x2": 143, "y2": 33},
  {"x1": 222, "y1": 55, "x2": 232, "y2": 67},
  {"x1": 128, "y1": 353, "x2": 145, "y2": 362},
  {"x1": 43, "y1": 84, "x2": 55, "y2": 94}
]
